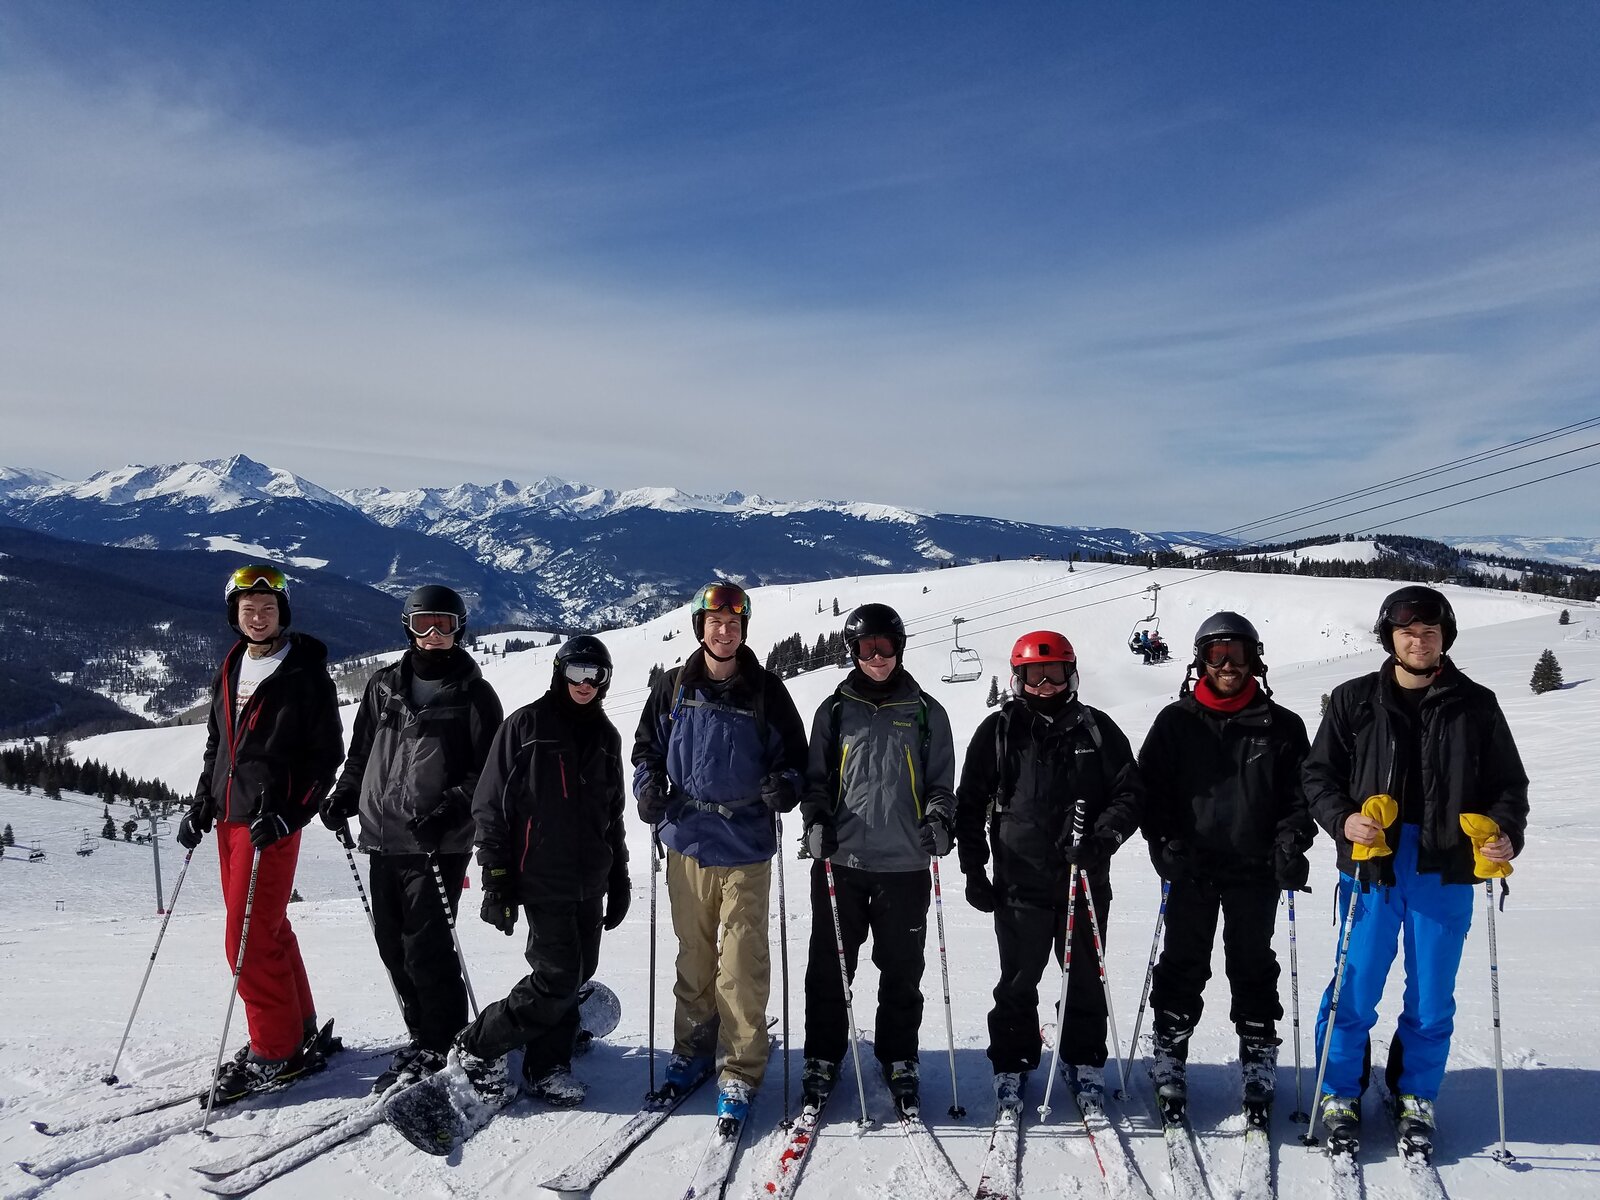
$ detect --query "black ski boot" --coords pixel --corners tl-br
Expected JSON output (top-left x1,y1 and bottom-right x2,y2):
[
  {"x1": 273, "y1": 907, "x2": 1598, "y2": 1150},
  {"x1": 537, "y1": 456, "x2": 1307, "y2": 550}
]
[
  {"x1": 1150, "y1": 1017, "x2": 1191, "y2": 1125},
  {"x1": 801, "y1": 1057, "x2": 839, "y2": 1110},
  {"x1": 1066, "y1": 1064, "x2": 1105, "y2": 1117},
  {"x1": 1240, "y1": 1033, "x2": 1279, "y2": 1129},
  {"x1": 884, "y1": 1060, "x2": 921, "y2": 1117},
  {"x1": 1391, "y1": 1093, "x2": 1435, "y2": 1163}
]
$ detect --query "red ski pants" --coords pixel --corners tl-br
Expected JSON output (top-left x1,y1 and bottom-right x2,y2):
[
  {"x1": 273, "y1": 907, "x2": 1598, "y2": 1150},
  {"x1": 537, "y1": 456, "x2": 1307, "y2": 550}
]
[{"x1": 217, "y1": 821, "x2": 315, "y2": 1061}]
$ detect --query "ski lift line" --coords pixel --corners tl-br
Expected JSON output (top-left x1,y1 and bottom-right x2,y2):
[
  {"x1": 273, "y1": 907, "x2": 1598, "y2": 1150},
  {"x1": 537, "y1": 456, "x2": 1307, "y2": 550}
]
[
  {"x1": 902, "y1": 565, "x2": 1155, "y2": 644},
  {"x1": 1351, "y1": 458, "x2": 1600, "y2": 536},
  {"x1": 957, "y1": 572, "x2": 1230, "y2": 643},
  {"x1": 1217, "y1": 437, "x2": 1600, "y2": 549},
  {"x1": 899, "y1": 559, "x2": 1139, "y2": 634},
  {"x1": 1214, "y1": 413, "x2": 1600, "y2": 539}
]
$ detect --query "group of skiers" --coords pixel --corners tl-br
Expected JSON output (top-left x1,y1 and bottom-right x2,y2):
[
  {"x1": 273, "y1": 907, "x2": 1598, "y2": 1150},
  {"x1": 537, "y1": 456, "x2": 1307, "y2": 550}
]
[{"x1": 176, "y1": 564, "x2": 1527, "y2": 1161}]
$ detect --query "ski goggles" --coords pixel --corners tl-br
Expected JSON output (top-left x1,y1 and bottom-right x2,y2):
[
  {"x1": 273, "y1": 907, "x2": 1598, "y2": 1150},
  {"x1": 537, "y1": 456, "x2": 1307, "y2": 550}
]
[
  {"x1": 225, "y1": 565, "x2": 288, "y2": 600},
  {"x1": 563, "y1": 662, "x2": 610, "y2": 687},
  {"x1": 405, "y1": 612, "x2": 461, "y2": 638},
  {"x1": 1199, "y1": 640, "x2": 1252, "y2": 668},
  {"x1": 1018, "y1": 661, "x2": 1072, "y2": 688},
  {"x1": 853, "y1": 634, "x2": 898, "y2": 662},
  {"x1": 694, "y1": 583, "x2": 749, "y2": 615},
  {"x1": 1384, "y1": 598, "x2": 1446, "y2": 628}
]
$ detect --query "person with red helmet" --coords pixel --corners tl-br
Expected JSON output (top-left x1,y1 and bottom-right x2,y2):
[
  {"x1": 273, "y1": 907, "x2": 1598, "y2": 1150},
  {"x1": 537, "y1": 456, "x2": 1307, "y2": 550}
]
[{"x1": 955, "y1": 630, "x2": 1145, "y2": 1116}]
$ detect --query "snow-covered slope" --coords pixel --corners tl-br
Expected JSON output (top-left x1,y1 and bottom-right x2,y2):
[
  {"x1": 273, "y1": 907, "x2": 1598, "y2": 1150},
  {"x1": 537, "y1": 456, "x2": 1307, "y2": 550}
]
[
  {"x1": 3, "y1": 564, "x2": 1596, "y2": 1199},
  {"x1": 1447, "y1": 534, "x2": 1600, "y2": 571}
]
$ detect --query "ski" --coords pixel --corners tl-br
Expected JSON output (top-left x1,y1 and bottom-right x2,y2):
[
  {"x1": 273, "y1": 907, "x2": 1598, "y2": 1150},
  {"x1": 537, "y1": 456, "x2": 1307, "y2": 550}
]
[
  {"x1": 1380, "y1": 1088, "x2": 1446, "y2": 1200},
  {"x1": 680, "y1": 1105, "x2": 756, "y2": 1200},
  {"x1": 1156, "y1": 1096, "x2": 1213, "y2": 1200},
  {"x1": 197, "y1": 1100, "x2": 387, "y2": 1195},
  {"x1": 971, "y1": 1102, "x2": 1022, "y2": 1200},
  {"x1": 1325, "y1": 1136, "x2": 1363, "y2": 1200},
  {"x1": 752, "y1": 1095, "x2": 829, "y2": 1199},
  {"x1": 29, "y1": 1086, "x2": 197, "y2": 1136},
  {"x1": 1073, "y1": 1092, "x2": 1154, "y2": 1200},
  {"x1": 17, "y1": 1104, "x2": 208, "y2": 1180},
  {"x1": 1236, "y1": 1111, "x2": 1273, "y2": 1200},
  {"x1": 193, "y1": 1095, "x2": 381, "y2": 1178},
  {"x1": 541, "y1": 1062, "x2": 718, "y2": 1191},
  {"x1": 894, "y1": 1105, "x2": 968, "y2": 1200}
]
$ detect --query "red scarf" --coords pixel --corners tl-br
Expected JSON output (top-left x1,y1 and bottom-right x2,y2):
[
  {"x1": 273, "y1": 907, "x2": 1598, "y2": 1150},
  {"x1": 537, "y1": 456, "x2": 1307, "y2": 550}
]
[{"x1": 1194, "y1": 675, "x2": 1258, "y2": 713}]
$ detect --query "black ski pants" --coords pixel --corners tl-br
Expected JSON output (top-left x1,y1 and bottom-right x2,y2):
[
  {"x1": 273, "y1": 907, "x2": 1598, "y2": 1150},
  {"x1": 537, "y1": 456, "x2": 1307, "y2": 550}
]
[
  {"x1": 803, "y1": 861, "x2": 930, "y2": 1067},
  {"x1": 369, "y1": 852, "x2": 470, "y2": 1054},
  {"x1": 462, "y1": 895, "x2": 603, "y2": 1080},
  {"x1": 987, "y1": 872, "x2": 1110, "y2": 1073},
  {"x1": 1149, "y1": 876, "x2": 1282, "y2": 1045}
]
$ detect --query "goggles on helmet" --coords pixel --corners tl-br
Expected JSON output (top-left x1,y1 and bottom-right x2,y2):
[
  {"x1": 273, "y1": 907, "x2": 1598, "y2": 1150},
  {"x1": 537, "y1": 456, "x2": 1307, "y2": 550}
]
[
  {"x1": 695, "y1": 583, "x2": 749, "y2": 615},
  {"x1": 1019, "y1": 661, "x2": 1072, "y2": 688},
  {"x1": 563, "y1": 662, "x2": 610, "y2": 687},
  {"x1": 1384, "y1": 598, "x2": 1446, "y2": 628},
  {"x1": 405, "y1": 612, "x2": 461, "y2": 638},
  {"x1": 226, "y1": 565, "x2": 288, "y2": 600},
  {"x1": 853, "y1": 634, "x2": 898, "y2": 662},
  {"x1": 1200, "y1": 640, "x2": 1252, "y2": 668}
]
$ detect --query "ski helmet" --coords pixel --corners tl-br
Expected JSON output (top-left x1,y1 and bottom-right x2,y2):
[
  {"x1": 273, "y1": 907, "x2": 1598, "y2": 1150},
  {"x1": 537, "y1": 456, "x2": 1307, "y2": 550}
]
[
  {"x1": 1010, "y1": 630, "x2": 1077, "y2": 696},
  {"x1": 690, "y1": 580, "x2": 751, "y2": 641},
  {"x1": 843, "y1": 603, "x2": 906, "y2": 659},
  {"x1": 554, "y1": 634, "x2": 613, "y2": 700},
  {"x1": 226, "y1": 564, "x2": 291, "y2": 634},
  {"x1": 1376, "y1": 585, "x2": 1456, "y2": 653},
  {"x1": 402, "y1": 584, "x2": 467, "y2": 642},
  {"x1": 1193, "y1": 611, "x2": 1264, "y2": 667}
]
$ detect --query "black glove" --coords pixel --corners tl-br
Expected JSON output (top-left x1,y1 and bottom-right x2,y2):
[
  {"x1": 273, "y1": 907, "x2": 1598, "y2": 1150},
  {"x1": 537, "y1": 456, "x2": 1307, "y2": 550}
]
[
  {"x1": 636, "y1": 774, "x2": 669, "y2": 824},
  {"x1": 918, "y1": 813, "x2": 955, "y2": 858},
  {"x1": 408, "y1": 788, "x2": 467, "y2": 851},
  {"x1": 480, "y1": 866, "x2": 517, "y2": 935},
  {"x1": 965, "y1": 870, "x2": 998, "y2": 913},
  {"x1": 802, "y1": 821, "x2": 838, "y2": 861},
  {"x1": 1273, "y1": 844, "x2": 1312, "y2": 893},
  {"x1": 248, "y1": 813, "x2": 291, "y2": 850},
  {"x1": 1062, "y1": 829, "x2": 1123, "y2": 872},
  {"x1": 176, "y1": 802, "x2": 212, "y2": 850},
  {"x1": 760, "y1": 772, "x2": 799, "y2": 812},
  {"x1": 319, "y1": 791, "x2": 358, "y2": 834},
  {"x1": 603, "y1": 870, "x2": 632, "y2": 931},
  {"x1": 1152, "y1": 838, "x2": 1195, "y2": 884}
]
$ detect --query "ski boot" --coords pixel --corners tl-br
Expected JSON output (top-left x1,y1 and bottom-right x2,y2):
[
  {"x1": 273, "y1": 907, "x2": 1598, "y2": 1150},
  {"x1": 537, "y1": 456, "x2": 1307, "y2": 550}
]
[
  {"x1": 448, "y1": 1035, "x2": 513, "y2": 1114},
  {"x1": 993, "y1": 1070, "x2": 1026, "y2": 1115},
  {"x1": 204, "y1": 1050, "x2": 294, "y2": 1108},
  {"x1": 1150, "y1": 1019, "x2": 1191, "y2": 1125},
  {"x1": 1391, "y1": 1093, "x2": 1435, "y2": 1164},
  {"x1": 526, "y1": 1064, "x2": 588, "y2": 1109},
  {"x1": 1320, "y1": 1094, "x2": 1361, "y2": 1156},
  {"x1": 884, "y1": 1060, "x2": 921, "y2": 1118},
  {"x1": 1240, "y1": 1034, "x2": 1279, "y2": 1130},
  {"x1": 1066, "y1": 1063, "x2": 1105, "y2": 1117},
  {"x1": 801, "y1": 1057, "x2": 839, "y2": 1110},
  {"x1": 716, "y1": 1079, "x2": 752, "y2": 1137},
  {"x1": 657, "y1": 1051, "x2": 713, "y2": 1101},
  {"x1": 375, "y1": 1043, "x2": 423, "y2": 1094}
]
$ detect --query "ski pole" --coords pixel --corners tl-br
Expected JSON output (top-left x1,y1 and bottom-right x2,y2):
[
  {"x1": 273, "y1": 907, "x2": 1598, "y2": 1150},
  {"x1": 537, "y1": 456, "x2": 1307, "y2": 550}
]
[
  {"x1": 1125, "y1": 879, "x2": 1170, "y2": 1077},
  {"x1": 103, "y1": 847, "x2": 197, "y2": 1085},
  {"x1": 1302, "y1": 877, "x2": 1362, "y2": 1147},
  {"x1": 930, "y1": 858, "x2": 966, "y2": 1118},
  {"x1": 201, "y1": 849, "x2": 261, "y2": 1137},
  {"x1": 774, "y1": 810, "x2": 791, "y2": 1129},
  {"x1": 337, "y1": 825, "x2": 407, "y2": 1026},
  {"x1": 823, "y1": 858, "x2": 873, "y2": 1128},
  {"x1": 1288, "y1": 890, "x2": 1309, "y2": 1124},
  {"x1": 1038, "y1": 800, "x2": 1087, "y2": 1121},
  {"x1": 428, "y1": 853, "x2": 479, "y2": 1020},
  {"x1": 1076, "y1": 870, "x2": 1129, "y2": 1103},
  {"x1": 648, "y1": 830, "x2": 661, "y2": 1097},
  {"x1": 1484, "y1": 880, "x2": 1514, "y2": 1163}
]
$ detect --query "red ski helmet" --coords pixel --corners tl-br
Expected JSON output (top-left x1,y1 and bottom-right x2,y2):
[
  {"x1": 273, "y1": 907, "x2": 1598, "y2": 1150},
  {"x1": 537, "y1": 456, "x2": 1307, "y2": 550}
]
[{"x1": 1010, "y1": 631, "x2": 1076, "y2": 667}]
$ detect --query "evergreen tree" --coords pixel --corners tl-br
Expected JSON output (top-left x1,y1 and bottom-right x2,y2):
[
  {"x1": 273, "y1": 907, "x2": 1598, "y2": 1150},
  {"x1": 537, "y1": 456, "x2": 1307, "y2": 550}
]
[
  {"x1": 986, "y1": 676, "x2": 1001, "y2": 707},
  {"x1": 1559, "y1": 609, "x2": 1571, "y2": 625},
  {"x1": 101, "y1": 816, "x2": 117, "y2": 840},
  {"x1": 2, "y1": 824, "x2": 13, "y2": 846},
  {"x1": 122, "y1": 819, "x2": 137, "y2": 842},
  {"x1": 1320, "y1": 693, "x2": 1331, "y2": 717},
  {"x1": 1530, "y1": 649, "x2": 1564, "y2": 695},
  {"x1": 832, "y1": 598, "x2": 840, "y2": 617}
]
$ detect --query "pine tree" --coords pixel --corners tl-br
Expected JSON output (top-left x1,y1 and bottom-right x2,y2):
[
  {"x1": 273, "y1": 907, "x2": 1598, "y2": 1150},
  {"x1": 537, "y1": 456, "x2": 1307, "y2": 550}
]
[
  {"x1": 102, "y1": 816, "x2": 117, "y2": 840},
  {"x1": 122, "y1": 819, "x2": 137, "y2": 842},
  {"x1": 1530, "y1": 649, "x2": 1564, "y2": 695},
  {"x1": 1, "y1": 824, "x2": 13, "y2": 846},
  {"x1": 986, "y1": 676, "x2": 1001, "y2": 707},
  {"x1": 1320, "y1": 693, "x2": 1331, "y2": 716},
  {"x1": 832, "y1": 598, "x2": 840, "y2": 617},
  {"x1": 1559, "y1": 609, "x2": 1571, "y2": 625}
]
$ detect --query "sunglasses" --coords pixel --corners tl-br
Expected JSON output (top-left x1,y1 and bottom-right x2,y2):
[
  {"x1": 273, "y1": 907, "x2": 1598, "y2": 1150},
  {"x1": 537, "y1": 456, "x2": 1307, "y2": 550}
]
[
  {"x1": 227, "y1": 566, "x2": 287, "y2": 596},
  {"x1": 564, "y1": 662, "x2": 610, "y2": 687},
  {"x1": 1019, "y1": 662, "x2": 1072, "y2": 688},
  {"x1": 854, "y1": 634, "x2": 898, "y2": 662},
  {"x1": 698, "y1": 584, "x2": 748, "y2": 614},
  {"x1": 406, "y1": 612, "x2": 461, "y2": 638},
  {"x1": 1385, "y1": 600, "x2": 1445, "y2": 628},
  {"x1": 1200, "y1": 640, "x2": 1252, "y2": 668}
]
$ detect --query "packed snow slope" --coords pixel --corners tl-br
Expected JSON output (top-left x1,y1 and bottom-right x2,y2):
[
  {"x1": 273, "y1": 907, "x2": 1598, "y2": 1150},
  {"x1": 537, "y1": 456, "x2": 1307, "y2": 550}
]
[{"x1": 2, "y1": 562, "x2": 1596, "y2": 1199}]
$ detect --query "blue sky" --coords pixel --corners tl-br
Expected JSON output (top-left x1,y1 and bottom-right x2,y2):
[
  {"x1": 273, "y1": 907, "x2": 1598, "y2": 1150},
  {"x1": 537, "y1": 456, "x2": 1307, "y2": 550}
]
[{"x1": 2, "y1": 2, "x2": 1598, "y2": 537}]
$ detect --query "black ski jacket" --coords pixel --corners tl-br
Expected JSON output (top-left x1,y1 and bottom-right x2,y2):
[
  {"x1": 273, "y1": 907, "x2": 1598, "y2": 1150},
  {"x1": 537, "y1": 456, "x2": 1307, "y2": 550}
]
[
  {"x1": 472, "y1": 688, "x2": 627, "y2": 904},
  {"x1": 955, "y1": 697, "x2": 1144, "y2": 909},
  {"x1": 1138, "y1": 687, "x2": 1314, "y2": 884},
  {"x1": 328, "y1": 649, "x2": 503, "y2": 857},
  {"x1": 195, "y1": 633, "x2": 345, "y2": 829},
  {"x1": 1303, "y1": 658, "x2": 1529, "y2": 886}
]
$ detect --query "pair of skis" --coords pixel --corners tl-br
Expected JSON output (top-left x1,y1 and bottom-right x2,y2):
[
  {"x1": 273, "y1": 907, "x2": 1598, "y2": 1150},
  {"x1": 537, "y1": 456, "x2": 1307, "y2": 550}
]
[{"x1": 971, "y1": 1073, "x2": 1152, "y2": 1200}]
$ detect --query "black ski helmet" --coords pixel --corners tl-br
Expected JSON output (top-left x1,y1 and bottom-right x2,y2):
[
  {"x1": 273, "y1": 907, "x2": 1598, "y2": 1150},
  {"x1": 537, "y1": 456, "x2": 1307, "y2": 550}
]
[
  {"x1": 402, "y1": 584, "x2": 467, "y2": 643},
  {"x1": 843, "y1": 603, "x2": 906, "y2": 658},
  {"x1": 226, "y1": 564, "x2": 291, "y2": 635},
  {"x1": 553, "y1": 634, "x2": 613, "y2": 700},
  {"x1": 690, "y1": 580, "x2": 751, "y2": 641},
  {"x1": 1193, "y1": 611, "x2": 1263, "y2": 662},
  {"x1": 1376, "y1": 585, "x2": 1457, "y2": 653}
]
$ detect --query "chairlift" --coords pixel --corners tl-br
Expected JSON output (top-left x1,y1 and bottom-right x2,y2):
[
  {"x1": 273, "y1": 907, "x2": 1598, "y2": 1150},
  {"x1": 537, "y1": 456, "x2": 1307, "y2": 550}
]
[
  {"x1": 1126, "y1": 583, "x2": 1172, "y2": 664},
  {"x1": 77, "y1": 830, "x2": 95, "y2": 857},
  {"x1": 941, "y1": 617, "x2": 983, "y2": 684}
]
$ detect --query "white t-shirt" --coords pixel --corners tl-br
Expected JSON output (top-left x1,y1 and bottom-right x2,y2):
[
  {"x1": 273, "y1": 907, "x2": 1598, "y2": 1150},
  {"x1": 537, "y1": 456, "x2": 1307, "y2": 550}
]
[{"x1": 235, "y1": 642, "x2": 291, "y2": 721}]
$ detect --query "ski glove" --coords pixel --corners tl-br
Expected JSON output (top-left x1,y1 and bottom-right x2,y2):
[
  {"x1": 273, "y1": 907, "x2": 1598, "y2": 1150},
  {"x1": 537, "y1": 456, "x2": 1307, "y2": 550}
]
[
  {"x1": 176, "y1": 802, "x2": 212, "y2": 850},
  {"x1": 318, "y1": 790, "x2": 358, "y2": 833},
  {"x1": 918, "y1": 812, "x2": 955, "y2": 858},
  {"x1": 603, "y1": 871, "x2": 632, "y2": 931},
  {"x1": 760, "y1": 772, "x2": 799, "y2": 813},
  {"x1": 1273, "y1": 844, "x2": 1312, "y2": 893},
  {"x1": 1062, "y1": 829, "x2": 1123, "y2": 872},
  {"x1": 965, "y1": 870, "x2": 998, "y2": 914},
  {"x1": 248, "y1": 813, "x2": 291, "y2": 850},
  {"x1": 1151, "y1": 838, "x2": 1196, "y2": 884},
  {"x1": 480, "y1": 866, "x2": 517, "y2": 936},
  {"x1": 407, "y1": 787, "x2": 469, "y2": 851},
  {"x1": 801, "y1": 821, "x2": 838, "y2": 861},
  {"x1": 635, "y1": 774, "x2": 669, "y2": 824}
]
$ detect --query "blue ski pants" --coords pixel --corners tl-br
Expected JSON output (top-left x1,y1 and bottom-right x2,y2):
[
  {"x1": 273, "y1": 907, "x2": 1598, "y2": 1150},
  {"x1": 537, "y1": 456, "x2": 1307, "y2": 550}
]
[{"x1": 1314, "y1": 825, "x2": 1474, "y2": 1101}]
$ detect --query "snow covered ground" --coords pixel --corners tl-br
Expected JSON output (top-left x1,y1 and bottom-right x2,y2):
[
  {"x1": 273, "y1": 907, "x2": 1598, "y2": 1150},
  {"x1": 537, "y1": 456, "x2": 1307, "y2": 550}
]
[{"x1": 1, "y1": 562, "x2": 1595, "y2": 1198}]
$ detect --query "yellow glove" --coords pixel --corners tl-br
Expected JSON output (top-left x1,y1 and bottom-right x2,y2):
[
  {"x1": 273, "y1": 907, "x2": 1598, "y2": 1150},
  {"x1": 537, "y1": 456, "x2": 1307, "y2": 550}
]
[
  {"x1": 1349, "y1": 793, "x2": 1398, "y2": 861},
  {"x1": 1460, "y1": 813, "x2": 1513, "y2": 879}
]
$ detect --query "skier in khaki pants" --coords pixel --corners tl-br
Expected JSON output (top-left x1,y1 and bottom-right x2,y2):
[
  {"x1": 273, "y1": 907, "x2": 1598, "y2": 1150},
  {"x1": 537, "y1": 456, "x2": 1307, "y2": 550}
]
[{"x1": 633, "y1": 581, "x2": 808, "y2": 1127}]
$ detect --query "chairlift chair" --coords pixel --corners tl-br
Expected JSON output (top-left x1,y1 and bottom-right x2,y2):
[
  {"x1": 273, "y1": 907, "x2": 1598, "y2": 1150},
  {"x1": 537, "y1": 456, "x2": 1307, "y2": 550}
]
[
  {"x1": 941, "y1": 617, "x2": 984, "y2": 684},
  {"x1": 1126, "y1": 583, "x2": 1171, "y2": 663}
]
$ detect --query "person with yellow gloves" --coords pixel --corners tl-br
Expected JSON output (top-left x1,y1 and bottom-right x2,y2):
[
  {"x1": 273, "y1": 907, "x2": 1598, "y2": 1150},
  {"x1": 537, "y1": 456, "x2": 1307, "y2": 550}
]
[{"x1": 1302, "y1": 585, "x2": 1526, "y2": 1159}]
